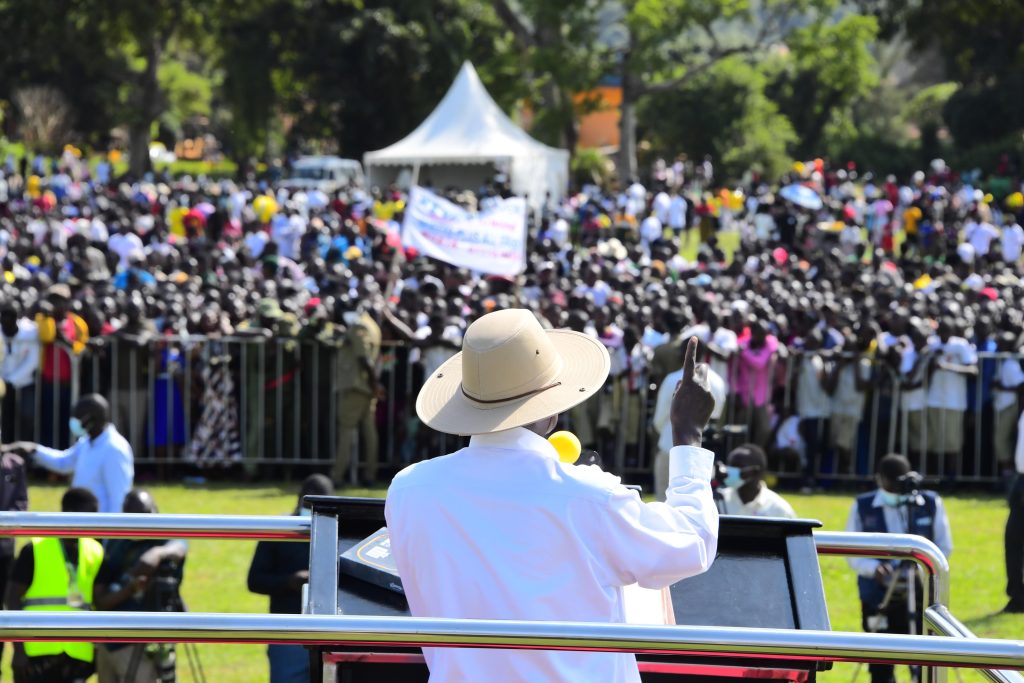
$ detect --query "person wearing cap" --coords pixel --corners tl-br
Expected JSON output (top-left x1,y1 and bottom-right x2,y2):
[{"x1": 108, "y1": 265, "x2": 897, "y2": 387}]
[
  {"x1": 332, "y1": 307, "x2": 382, "y2": 486},
  {"x1": 386, "y1": 308, "x2": 718, "y2": 682},
  {"x1": 238, "y1": 298, "x2": 300, "y2": 469},
  {"x1": 718, "y1": 444, "x2": 796, "y2": 518}
]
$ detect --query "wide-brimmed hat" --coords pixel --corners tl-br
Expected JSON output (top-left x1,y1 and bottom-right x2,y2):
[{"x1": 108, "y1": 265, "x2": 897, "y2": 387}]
[{"x1": 416, "y1": 309, "x2": 610, "y2": 436}]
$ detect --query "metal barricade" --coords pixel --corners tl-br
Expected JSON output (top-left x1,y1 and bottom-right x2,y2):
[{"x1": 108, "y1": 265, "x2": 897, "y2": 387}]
[
  {"x1": 0, "y1": 512, "x2": 1018, "y2": 682},
  {"x1": 13, "y1": 336, "x2": 1024, "y2": 486}
]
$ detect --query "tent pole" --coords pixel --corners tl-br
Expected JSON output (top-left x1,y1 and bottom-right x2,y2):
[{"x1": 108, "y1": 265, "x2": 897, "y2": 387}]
[{"x1": 411, "y1": 162, "x2": 421, "y2": 189}]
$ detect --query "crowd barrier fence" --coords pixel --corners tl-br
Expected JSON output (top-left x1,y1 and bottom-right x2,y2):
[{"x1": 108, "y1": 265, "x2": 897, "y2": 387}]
[{"x1": 14, "y1": 338, "x2": 1020, "y2": 485}]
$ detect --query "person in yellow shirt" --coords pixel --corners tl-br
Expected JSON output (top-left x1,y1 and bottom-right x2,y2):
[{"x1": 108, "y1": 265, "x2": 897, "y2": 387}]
[
  {"x1": 5, "y1": 487, "x2": 103, "y2": 683},
  {"x1": 902, "y1": 204, "x2": 923, "y2": 256}
]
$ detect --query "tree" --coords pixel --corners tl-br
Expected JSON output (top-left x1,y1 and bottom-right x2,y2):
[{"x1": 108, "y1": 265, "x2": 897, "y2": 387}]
[
  {"x1": 491, "y1": 0, "x2": 608, "y2": 150},
  {"x1": 764, "y1": 14, "x2": 879, "y2": 157},
  {"x1": 641, "y1": 56, "x2": 796, "y2": 181},
  {"x1": 12, "y1": 86, "x2": 74, "y2": 155}
]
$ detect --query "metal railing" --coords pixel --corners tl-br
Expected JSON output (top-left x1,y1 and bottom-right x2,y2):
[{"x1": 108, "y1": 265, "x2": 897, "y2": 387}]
[
  {"x1": 11, "y1": 336, "x2": 1023, "y2": 485},
  {"x1": 0, "y1": 513, "x2": 1019, "y2": 681}
]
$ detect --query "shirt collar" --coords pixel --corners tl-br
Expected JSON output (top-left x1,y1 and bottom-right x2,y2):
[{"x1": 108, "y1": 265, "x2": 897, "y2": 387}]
[
  {"x1": 469, "y1": 427, "x2": 559, "y2": 460},
  {"x1": 89, "y1": 424, "x2": 114, "y2": 446}
]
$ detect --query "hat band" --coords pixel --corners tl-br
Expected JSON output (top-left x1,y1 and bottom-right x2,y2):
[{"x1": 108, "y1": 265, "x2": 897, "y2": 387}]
[{"x1": 461, "y1": 381, "x2": 562, "y2": 406}]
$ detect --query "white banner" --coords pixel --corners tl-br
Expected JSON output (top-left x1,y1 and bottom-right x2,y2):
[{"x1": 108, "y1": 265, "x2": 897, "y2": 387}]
[{"x1": 401, "y1": 186, "x2": 527, "y2": 276}]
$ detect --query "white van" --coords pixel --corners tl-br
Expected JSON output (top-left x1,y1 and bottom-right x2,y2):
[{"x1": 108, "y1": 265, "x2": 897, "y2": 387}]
[{"x1": 278, "y1": 156, "x2": 364, "y2": 194}]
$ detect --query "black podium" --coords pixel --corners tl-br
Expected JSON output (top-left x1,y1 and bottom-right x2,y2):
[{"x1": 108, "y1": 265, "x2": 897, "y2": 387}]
[{"x1": 305, "y1": 496, "x2": 831, "y2": 682}]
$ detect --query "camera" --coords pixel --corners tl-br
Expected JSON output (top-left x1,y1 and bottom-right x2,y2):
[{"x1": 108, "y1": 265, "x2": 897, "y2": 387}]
[
  {"x1": 897, "y1": 471, "x2": 923, "y2": 497},
  {"x1": 143, "y1": 560, "x2": 185, "y2": 613}
]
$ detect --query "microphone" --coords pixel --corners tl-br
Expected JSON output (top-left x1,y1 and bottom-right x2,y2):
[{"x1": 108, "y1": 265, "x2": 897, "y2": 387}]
[{"x1": 547, "y1": 431, "x2": 582, "y2": 464}]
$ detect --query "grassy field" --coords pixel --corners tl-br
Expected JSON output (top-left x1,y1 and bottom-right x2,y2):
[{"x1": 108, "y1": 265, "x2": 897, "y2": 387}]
[{"x1": 4, "y1": 483, "x2": 1018, "y2": 682}]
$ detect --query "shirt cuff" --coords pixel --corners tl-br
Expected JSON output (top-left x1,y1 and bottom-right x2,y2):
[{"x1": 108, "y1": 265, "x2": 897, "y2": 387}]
[{"x1": 668, "y1": 446, "x2": 715, "y2": 481}]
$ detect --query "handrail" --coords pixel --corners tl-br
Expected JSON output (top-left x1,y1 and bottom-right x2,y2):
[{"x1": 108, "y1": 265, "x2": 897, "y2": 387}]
[
  {"x1": 0, "y1": 512, "x2": 310, "y2": 541},
  {"x1": 925, "y1": 606, "x2": 1024, "y2": 683},
  {"x1": 0, "y1": 613, "x2": 1020, "y2": 670}
]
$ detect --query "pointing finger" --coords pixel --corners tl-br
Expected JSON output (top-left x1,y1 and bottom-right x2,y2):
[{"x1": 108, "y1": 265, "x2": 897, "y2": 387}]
[{"x1": 682, "y1": 336, "x2": 698, "y2": 383}]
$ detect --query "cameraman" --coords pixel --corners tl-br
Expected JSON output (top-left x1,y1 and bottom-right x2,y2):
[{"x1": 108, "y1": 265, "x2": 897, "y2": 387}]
[
  {"x1": 845, "y1": 454, "x2": 952, "y2": 683},
  {"x1": 92, "y1": 490, "x2": 187, "y2": 683}
]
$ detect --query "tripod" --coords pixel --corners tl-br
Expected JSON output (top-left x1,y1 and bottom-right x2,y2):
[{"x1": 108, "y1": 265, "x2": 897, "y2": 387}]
[{"x1": 124, "y1": 567, "x2": 207, "y2": 683}]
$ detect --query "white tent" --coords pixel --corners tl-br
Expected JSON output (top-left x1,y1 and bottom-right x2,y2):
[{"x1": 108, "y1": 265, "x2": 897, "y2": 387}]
[{"x1": 363, "y1": 62, "x2": 569, "y2": 208}]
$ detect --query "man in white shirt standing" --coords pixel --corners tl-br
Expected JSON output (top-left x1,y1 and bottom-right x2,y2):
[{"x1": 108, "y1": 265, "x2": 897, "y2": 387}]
[
  {"x1": 667, "y1": 190, "x2": 688, "y2": 235},
  {"x1": 925, "y1": 320, "x2": 977, "y2": 476},
  {"x1": 387, "y1": 310, "x2": 719, "y2": 683},
  {"x1": 1002, "y1": 217, "x2": 1024, "y2": 265},
  {"x1": 718, "y1": 444, "x2": 796, "y2": 518},
  {"x1": 0, "y1": 303, "x2": 39, "y2": 442},
  {"x1": 4, "y1": 395, "x2": 134, "y2": 514}
]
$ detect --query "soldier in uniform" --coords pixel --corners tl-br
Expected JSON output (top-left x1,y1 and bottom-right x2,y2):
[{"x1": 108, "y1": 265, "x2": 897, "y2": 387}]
[{"x1": 332, "y1": 308, "x2": 381, "y2": 486}]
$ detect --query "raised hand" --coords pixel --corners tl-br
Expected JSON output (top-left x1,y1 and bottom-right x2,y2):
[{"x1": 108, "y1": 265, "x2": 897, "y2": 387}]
[{"x1": 670, "y1": 337, "x2": 716, "y2": 447}]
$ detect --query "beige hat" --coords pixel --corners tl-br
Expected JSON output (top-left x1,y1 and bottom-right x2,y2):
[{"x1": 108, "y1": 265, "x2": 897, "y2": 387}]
[{"x1": 416, "y1": 309, "x2": 610, "y2": 436}]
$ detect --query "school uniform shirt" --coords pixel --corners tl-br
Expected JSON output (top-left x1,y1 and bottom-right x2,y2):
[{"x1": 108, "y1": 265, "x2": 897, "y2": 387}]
[
  {"x1": 926, "y1": 337, "x2": 977, "y2": 411},
  {"x1": 34, "y1": 425, "x2": 134, "y2": 514},
  {"x1": 994, "y1": 358, "x2": 1024, "y2": 412},
  {"x1": 0, "y1": 318, "x2": 39, "y2": 389},
  {"x1": 386, "y1": 427, "x2": 718, "y2": 683},
  {"x1": 719, "y1": 485, "x2": 796, "y2": 518},
  {"x1": 844, "y1": 490, "x2": 953, "y2": 578},
  {"x1": 796, "y1": 354, "x2": 831, "y2": 419}
]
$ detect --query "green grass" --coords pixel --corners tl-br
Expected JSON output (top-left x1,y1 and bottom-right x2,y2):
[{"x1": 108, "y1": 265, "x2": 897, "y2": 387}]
[{"x1": 4, "y1": 484, "x2": 1018, "y2": 682}]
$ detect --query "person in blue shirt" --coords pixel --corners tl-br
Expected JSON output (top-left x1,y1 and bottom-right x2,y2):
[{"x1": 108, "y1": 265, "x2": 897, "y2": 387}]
[{"x1": 4, "y1": 394, "x2": 134, "y2": 514}]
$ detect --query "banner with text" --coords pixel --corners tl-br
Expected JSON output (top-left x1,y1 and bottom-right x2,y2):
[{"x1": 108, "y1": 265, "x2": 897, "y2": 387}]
[{"x1": 401, "y1": 186, "x2": 527, "y2": 276}]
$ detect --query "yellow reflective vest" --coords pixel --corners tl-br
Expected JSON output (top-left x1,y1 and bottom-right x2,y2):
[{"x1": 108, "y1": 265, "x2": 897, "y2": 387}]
[{"x1": 22, "y1": 537, "x2": 104, "y2": 662}]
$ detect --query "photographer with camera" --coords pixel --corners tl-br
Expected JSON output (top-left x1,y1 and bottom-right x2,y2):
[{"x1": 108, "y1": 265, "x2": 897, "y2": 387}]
[
  {"x1": 92, "y1": 490, "x2": 188, "y2": 683},
  {"x1": 845, "y1": 454, "x2": 952, "y2": 683}
]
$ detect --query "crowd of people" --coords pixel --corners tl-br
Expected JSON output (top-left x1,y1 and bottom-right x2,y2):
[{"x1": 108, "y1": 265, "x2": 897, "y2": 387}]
[{"x1": 0, "y1": 149, "x2": 1022, "y2": 491}]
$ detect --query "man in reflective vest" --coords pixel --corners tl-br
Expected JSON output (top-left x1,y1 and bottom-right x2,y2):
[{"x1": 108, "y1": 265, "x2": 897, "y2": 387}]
[
  {"x1": 4, "y1": 487, "x2": 104, "y2": 683},
  {"x1": 845, "y1": 454, "x2": 953, "y2": 683}
]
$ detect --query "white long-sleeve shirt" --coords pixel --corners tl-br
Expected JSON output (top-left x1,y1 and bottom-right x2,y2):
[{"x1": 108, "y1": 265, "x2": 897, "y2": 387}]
[
  {"x1": 0, "y1": 318, "x2": 39, "y2": 389},
  {"x1": 844, "y1": 489, "x2": 953, "y2": 578},
  {"x1": 34, "y1": 425, "x2": 134, "y2": 514},
  {"x1": 386, "y1": 427, "x2": 718, "y2": 683}
]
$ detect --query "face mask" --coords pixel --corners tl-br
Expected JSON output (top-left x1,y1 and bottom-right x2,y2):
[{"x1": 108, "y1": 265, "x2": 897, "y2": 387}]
[
  {"x1": 69, "y1": 417, "x2": 87, "y2": 439},
  {"x1": 723, "y1": 466, "x2": 745, "y2": 489},
  {"x1": 880, "y1": 490, "x2": 906, "y2": 507},
  {"x1": 298, "y1": 507, "x2": 312, "y2": 518}
]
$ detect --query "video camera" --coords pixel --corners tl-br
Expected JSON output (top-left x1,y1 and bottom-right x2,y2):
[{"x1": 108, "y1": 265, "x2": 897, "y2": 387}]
[{"x1": 897, "y1": 471, "x2": 924, "y2": 497}]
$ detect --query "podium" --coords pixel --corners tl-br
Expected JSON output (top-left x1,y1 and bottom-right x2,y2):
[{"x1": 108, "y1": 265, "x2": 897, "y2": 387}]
[{"x1": 305, "y1": 496, "x2": 832, "y2": 682}]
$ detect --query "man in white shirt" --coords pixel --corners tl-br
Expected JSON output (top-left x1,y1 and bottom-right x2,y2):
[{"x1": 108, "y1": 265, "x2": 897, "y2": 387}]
[
  {"x1": 387, "y1": 310, "x2": 719, "y2": 682},
  {"x1": 667, "y1": 191, "x2": 688, "y2": 234},
  {"x1": 4, "y1": 395, "x2": 134, "y2": 514},
  {"x1": 652, "y1": 190, "x2": 671, "y2": 224},
  {"x1": 925, "y1": 320, "x2": 977, "y2": 473},
  {"x1": 108, "y1": 223, "x2": 144, "y2": 271},
  {"x1": 965, "y1": 217, "x2": 1000, "y2": 259},
  {"x1": 1002, "y1": 219, "x2": 1024, "y2": 264},
  {"x1": 718, "y1": 444, "x2": 796, "y2": 518},
  {"x1": 846, "y1": 454, "x2": 952, "y2": 682},
  {"x1": 0, "y1": 303, "x2": 38, "y2": 442},
  {"x1": 639, "y1": 212, "x2": 662, "y2": 256}
]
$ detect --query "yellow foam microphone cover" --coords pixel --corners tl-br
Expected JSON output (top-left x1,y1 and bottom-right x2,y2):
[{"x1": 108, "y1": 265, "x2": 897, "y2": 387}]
[{"x1": 548, "y1": 431, "x2": 582, "y2": 464}]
